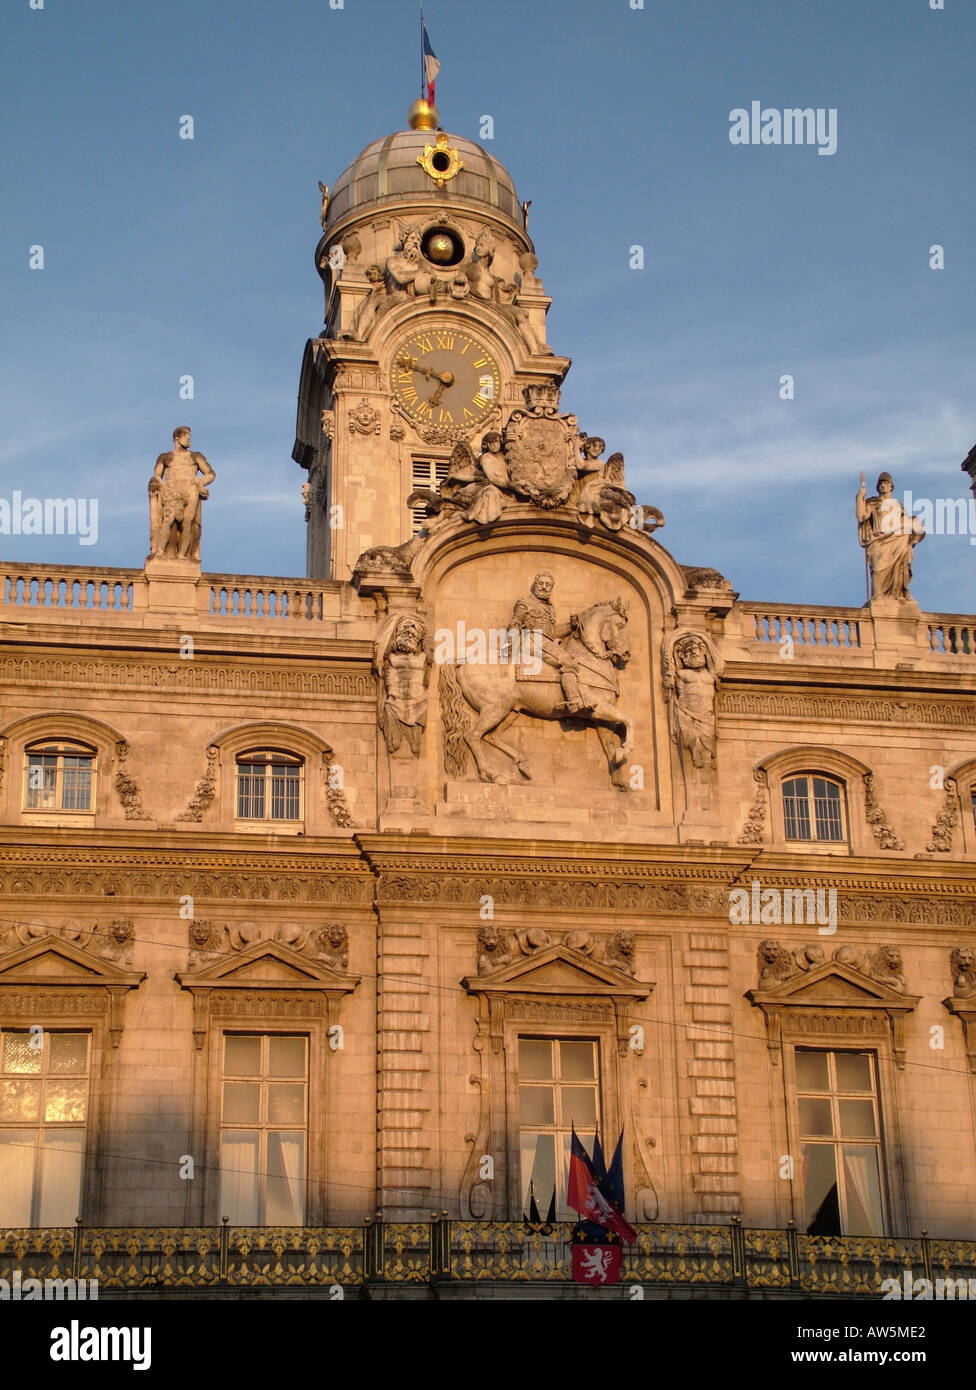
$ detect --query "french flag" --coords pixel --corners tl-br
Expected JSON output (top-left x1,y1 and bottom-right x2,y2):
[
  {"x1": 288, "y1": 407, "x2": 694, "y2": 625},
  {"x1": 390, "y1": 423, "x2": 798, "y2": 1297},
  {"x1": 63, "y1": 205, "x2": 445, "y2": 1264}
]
[
  {"x1": 567, "y1": 1125, "x2": 637, "y2": 1243},
  {"x1": 422, "y1": 23, "x2": 440, "y2": 103}
]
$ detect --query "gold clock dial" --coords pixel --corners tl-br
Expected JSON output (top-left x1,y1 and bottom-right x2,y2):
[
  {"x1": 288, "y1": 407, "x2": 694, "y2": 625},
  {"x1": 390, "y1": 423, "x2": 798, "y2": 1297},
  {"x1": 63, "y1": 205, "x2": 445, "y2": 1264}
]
[{"x1": 390, "y1": 327, "x2": 501, "y2": 432}]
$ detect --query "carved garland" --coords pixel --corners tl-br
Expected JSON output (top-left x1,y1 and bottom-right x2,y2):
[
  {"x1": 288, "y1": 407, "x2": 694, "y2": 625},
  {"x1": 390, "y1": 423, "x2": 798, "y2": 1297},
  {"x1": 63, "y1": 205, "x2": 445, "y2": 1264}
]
[
  {"x1": 926, "y1": 777, "x2": 959, "y2": 854},
  {"x1": 322, "y1": 752, "x2": 354, "y2": 828},
  {"x1": 177, "y1": 745, "x2": 219, "y2": 823},
  {"x1": 737, "y1": 767, "x2": 769, "y2": 845},
  {"x1": 114, "y1": 741, "x2": 149, "y2": 821},
  {"x1": 863, "y1": 773, "x2": 905, "y2": 851}
]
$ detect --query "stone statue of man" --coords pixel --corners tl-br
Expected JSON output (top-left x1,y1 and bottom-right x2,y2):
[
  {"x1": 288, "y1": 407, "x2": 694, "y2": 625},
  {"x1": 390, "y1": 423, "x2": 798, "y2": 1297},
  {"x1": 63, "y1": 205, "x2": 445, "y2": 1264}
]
[
  {"x1": 664, "y1": 633, "x2": 719, "y2": 814},
  {"x1": 379, "y1": 615, "x2": 432, "y2": 756},
  {"x1": 511, "y1": 572, "x2": 592, "y2": 715},
  {"x1": 149, "y1": 427, "x2": 216, "y2": 562},
  {"x1": 856, "y1": 471, "x2": 925, "y2": 601}
]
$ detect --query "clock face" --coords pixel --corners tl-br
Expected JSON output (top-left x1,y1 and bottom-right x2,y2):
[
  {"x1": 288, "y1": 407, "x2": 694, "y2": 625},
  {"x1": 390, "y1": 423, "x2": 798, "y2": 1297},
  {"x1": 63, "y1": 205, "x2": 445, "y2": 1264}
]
[{"x1": 390, "y1": 326, "x2": 501, "y2": 434}]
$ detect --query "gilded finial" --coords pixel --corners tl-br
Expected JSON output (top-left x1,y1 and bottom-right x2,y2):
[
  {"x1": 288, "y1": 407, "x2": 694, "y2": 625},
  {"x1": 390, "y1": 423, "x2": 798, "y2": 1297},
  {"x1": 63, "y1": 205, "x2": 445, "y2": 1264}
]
[{"x1": 408, "y1": 98, "x2": 439, "y2": 131}]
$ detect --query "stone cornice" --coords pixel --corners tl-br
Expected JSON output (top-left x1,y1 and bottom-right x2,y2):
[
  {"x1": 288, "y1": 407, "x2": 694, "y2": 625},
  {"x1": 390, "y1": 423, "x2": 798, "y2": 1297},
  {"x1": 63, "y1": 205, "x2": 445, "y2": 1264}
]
[
  {"x1": 355, "y1": 836, "x2": 976, "y2": 921},
  {"x1": 0, "y1": 835, "x2": 971, "y2": 921},
  {"x1": 722, "y1": 665, "x2": 976, "y2": 694},
  {"x1": 0, "y1": 837, "x2": 373, "y2": 905},
  {"x1": 0, "y1": 649, "x2": 375, "y2": 701},
  {"x1": 718, "y1": 684, "x2": 976, "y2": 726}
]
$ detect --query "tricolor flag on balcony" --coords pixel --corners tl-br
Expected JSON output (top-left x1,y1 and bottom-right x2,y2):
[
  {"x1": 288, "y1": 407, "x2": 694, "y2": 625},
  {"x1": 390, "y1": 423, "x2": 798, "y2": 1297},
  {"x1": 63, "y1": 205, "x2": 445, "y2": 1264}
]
[{"x1": 567, "y1": 1125, "x2": 637, "y2": 1243}]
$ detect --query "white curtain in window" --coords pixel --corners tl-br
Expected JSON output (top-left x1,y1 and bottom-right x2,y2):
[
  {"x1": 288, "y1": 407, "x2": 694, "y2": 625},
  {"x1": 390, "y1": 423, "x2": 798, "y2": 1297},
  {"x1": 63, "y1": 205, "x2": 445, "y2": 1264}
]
[
  {"x1": 0, "y1": 1130, "x2": 35, "y2": 1226},
  {"x1": 842, "y1": 1146, "x2": 883, "y2": 1234},
  {"x1": 269, "y1": 1132, "x2": 304, "y2": 1224},
  {"x1": 38, "y1": 1129, "x2": 84, "y2": 1226},
  {"x1": 220, "y1": 1133, "x2": 259, "y2": 1225}
]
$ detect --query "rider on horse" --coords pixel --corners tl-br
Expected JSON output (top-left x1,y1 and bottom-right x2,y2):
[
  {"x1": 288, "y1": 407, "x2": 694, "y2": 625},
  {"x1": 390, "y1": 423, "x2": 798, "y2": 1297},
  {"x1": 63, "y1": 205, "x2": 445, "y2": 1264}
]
[{"x1": 510, "y1": 572, "x2": 595, "y2": 716}]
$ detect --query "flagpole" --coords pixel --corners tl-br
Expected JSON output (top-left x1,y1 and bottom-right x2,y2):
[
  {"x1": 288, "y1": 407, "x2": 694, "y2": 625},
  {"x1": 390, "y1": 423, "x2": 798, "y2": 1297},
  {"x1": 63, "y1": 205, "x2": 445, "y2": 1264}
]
[{"x1": 420, "y1": 6, "x2": 424, "y2": 98}]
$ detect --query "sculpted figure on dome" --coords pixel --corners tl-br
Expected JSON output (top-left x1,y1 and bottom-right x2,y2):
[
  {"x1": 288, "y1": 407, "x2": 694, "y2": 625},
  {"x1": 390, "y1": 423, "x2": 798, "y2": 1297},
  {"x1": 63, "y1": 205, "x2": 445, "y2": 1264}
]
[
  {"x1": 385, "y1": 222, "x2": 424, "y2": 298},
  {"x1": 856, "y1": 471, "x2": 925, "y2": 601},
  {"x1": 375, "y1": 613, "x2": 433, "y2": 757},
  {"x1": 463, "y1": 227, "x2": 547, "y2": 354},
  {"x1": 349, "y1": 263, "x2": 391, "y2": 340},
  {"x1": 317, "y1": 181, "x2": 330, "y2": 229},
  {"x1": 148, "y1": 427, "x2": 216, "y2": 562}
]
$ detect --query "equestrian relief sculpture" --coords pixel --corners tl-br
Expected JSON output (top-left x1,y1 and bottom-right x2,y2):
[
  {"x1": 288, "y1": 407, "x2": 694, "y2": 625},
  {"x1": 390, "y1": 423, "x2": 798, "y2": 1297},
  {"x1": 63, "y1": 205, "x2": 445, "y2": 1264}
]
[{"x1": 439, "y1": 573, "x2": 634, "y2": 788}]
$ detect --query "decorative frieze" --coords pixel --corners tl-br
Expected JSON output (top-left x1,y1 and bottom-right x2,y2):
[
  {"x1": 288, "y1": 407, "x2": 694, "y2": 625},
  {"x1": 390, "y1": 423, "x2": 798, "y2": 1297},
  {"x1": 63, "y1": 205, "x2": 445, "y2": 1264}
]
[
  {"x1": 0, "y1": 656, "x2": 373, "y2": 700},
  {"x1": 718, "y1": 690, "x2": 976, "y2": 728}
]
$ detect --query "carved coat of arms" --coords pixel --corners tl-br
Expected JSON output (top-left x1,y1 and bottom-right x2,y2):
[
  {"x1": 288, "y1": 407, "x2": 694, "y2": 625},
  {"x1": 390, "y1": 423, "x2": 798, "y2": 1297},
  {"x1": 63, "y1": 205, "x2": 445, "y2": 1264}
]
[{"x1": 503, "y1": 408, "x2": 580, "y2": 509}]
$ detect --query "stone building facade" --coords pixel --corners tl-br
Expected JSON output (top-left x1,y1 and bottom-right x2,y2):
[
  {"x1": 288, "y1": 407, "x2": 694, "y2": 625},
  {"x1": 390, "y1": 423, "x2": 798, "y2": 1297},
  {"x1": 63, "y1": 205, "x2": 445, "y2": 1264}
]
[{"x1": 0, "y1": 100, "x2": 974, "y2": 1295}]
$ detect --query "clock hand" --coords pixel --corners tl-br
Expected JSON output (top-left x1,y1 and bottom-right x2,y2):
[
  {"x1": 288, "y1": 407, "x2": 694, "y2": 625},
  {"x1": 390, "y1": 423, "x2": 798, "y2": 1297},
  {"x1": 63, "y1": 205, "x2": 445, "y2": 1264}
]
[
  {"x1": 397, "y1": 355, "x2": 455, "y2": 388},
  {"x1": 429, "y1": 381, "x2": 446, "y2": 407}
]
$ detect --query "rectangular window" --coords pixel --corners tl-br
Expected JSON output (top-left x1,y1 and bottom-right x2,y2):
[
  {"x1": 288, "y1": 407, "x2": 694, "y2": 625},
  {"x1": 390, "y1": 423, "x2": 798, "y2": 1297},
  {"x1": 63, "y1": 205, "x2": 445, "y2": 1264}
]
[
  {"x1": 811, "y1": 777, "x2": 843, "y2": 841},
  {"x1": 25, "y1": 748, "x2": 94, "y2": 813},
  {"x1": 235, "y1": 754, "x2": 302, "y2": 822},
  {"x1": 518, "y1": 1038, "x2": 600, "y2": 1221},
  {"x1": 410, "y1": 458, "x2": 449, "y2": 535},
  {"x1": 0, "y1": 1030, "x2": 90, "y2": 1226},
  {"x1": 783, "y1": 779, "x2": 811, "y2": 840},
  {"x1": 783, "y1": 776, "x2": 844, "y2": 843},
  {"x1": 237, "y1": 768, "x2": 265, "y2": 820},
  {"x1": 796, "y1": 1048, "x2": 885, "y2": 1236},
  {"x1": 219, "y1": 1034, "x2": 307, "y2": 1225}
]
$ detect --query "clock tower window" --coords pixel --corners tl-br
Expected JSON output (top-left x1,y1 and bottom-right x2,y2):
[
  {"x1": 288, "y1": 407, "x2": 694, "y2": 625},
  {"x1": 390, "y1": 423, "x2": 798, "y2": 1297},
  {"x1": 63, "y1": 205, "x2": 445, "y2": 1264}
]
[{"x1": 410, "y1": 456, "x2": 449, "y2": 535}]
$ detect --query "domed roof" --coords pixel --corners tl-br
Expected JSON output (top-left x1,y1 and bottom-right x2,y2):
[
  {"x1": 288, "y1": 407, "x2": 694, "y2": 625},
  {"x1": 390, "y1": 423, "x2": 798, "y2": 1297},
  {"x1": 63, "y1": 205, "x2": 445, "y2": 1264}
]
[{"x1": 326, "y1": 128, "x2": 521, "y2": 229}]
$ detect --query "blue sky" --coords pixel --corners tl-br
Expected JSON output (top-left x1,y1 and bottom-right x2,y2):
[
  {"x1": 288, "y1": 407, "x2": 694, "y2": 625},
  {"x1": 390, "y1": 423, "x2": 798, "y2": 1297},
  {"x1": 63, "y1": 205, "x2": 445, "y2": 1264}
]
[{"x1": 2, "y1": 0, "x2": 974, "y2": 610}]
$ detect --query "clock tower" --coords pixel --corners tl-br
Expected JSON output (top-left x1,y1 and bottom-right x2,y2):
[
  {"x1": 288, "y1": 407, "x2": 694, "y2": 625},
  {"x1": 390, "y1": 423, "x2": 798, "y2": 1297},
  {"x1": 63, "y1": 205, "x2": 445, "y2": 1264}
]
[{"x1": 293, "y1": 98, "x2": 568, "y2": 580}]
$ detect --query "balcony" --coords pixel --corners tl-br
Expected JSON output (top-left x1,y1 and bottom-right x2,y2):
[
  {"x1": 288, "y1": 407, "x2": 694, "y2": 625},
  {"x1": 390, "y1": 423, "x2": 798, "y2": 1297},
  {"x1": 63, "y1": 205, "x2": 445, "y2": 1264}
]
[{"x1": 2, "y1": 1219, "x2": 973, "y2": 1298}]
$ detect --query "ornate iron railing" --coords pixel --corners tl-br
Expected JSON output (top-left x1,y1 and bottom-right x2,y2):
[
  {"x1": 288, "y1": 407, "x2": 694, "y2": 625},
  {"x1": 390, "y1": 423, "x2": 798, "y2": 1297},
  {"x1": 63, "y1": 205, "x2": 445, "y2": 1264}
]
[{"x1": 1, "y1": 1219, "x2": 973, "y2": 1294}]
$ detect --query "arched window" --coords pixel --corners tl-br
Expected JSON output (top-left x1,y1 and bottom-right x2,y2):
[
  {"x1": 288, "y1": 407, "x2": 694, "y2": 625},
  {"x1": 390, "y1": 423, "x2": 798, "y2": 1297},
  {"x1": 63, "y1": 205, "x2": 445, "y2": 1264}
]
[
  {"x1": 782, "y1": 774, "x2": 846, "y2": 843},
  {"x1": 24, "y1": 740, "x2": 96, "y2": 813},
  {"x1": 235, "y1": 750, "x2": 303, "y2": 822}
]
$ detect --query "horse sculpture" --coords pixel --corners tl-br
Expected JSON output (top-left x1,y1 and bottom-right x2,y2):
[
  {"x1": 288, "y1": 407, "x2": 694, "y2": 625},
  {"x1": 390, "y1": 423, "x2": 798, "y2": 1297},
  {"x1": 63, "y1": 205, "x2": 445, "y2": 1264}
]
[{"x1": 438, "y1": 598, "x2": 634, "y2": 787}]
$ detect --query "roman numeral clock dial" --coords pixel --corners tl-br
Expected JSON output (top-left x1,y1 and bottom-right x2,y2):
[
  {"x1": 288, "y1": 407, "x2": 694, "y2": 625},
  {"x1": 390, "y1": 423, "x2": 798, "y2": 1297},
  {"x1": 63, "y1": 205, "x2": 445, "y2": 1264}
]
[{"x1": 391, "y1": 327, "x2": 501, "y2": 441}]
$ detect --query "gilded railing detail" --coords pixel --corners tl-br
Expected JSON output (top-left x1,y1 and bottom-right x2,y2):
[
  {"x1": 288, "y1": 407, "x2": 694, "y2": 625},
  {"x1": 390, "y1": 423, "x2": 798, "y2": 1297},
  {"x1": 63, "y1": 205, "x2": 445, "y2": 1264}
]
[
  {"x1": 622, "y1": 1224, "x2": 733, "y2": 1286},
  {"x1": 2, "y1": 1223, "x2": 975, "y2": 1292},
  {"x1": 383, "y1": 1222, "x2": 430, "y2": 1282},
  {"x1": 226, "y1": 1228, "x2": 363, "y2": 1287},
  {"x1": 451, "y1": 1221, "x2": 571, "y2": 1280},
  {"x1": 798, "y1": 1234, "x2": 921, "y2": 1296}
]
